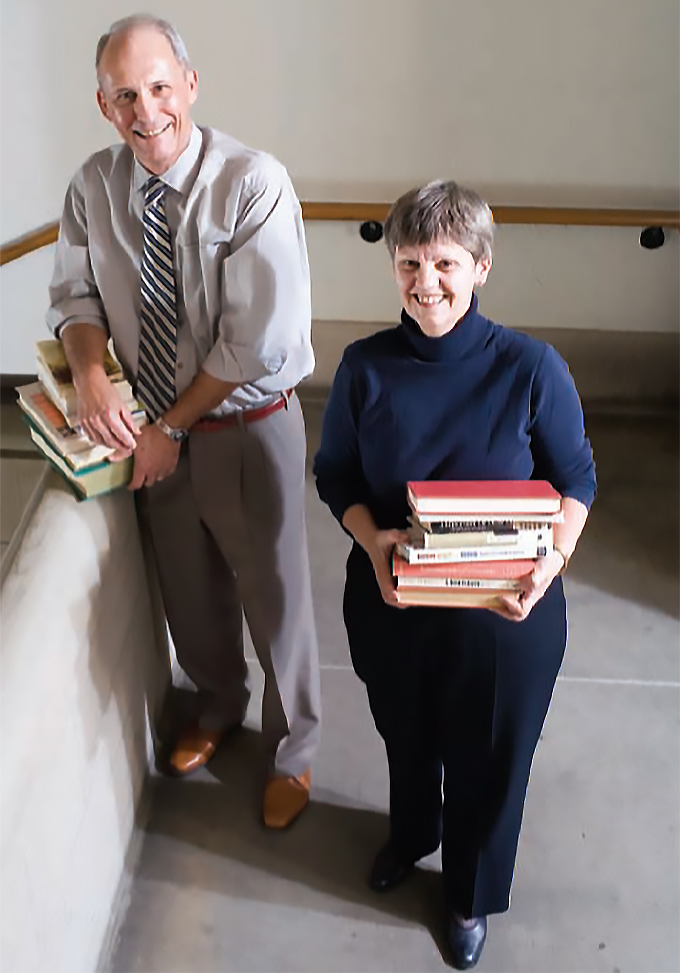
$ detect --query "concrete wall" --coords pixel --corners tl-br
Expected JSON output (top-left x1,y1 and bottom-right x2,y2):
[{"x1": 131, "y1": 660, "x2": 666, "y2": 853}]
[
  {"x1": 1, "y1": 0, "x2": 678, "y2": 374},
  {"x1": 0, "y1": 473, "x2": 169, "y2": 973}
]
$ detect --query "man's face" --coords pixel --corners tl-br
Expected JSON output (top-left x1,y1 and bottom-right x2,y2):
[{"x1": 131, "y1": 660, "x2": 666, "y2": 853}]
[
  {"x1": 97, "y1": 26, "x2": 198, "y2": 175},
  {"x1": 393, "y1": 239, "x2": 491, "y2": 337}
]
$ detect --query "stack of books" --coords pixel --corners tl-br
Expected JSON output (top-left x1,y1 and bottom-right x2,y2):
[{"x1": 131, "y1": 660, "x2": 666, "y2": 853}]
[
  {"x1": 16, "y1": 340, "x2": 144, "y2": 500},
  {"x1": 394, "y1": 480, "x2": 563, "y2": 608}
]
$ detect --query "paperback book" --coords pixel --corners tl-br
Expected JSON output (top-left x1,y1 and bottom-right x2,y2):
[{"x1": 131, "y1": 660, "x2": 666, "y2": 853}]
[
  {"x1": 396, "y1": 536, "x2": 551, "y2": 565},
  {"x1": 28, "y1": 426, "x2": 133, "y2": 500},
  {"x1": 36, "y1": 338, "x2": 139, "y2": 426},
  {"x1": 17, "y1": 382, "x2": 120, "y2": 471},
  {"x1": 406, "y1": 519, "x2": 553, "y2": 551}
]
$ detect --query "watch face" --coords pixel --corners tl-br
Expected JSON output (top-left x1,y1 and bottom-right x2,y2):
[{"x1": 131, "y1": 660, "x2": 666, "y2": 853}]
[{"x1": 157, "y1": 418, "x2": 188, "y2": 441}]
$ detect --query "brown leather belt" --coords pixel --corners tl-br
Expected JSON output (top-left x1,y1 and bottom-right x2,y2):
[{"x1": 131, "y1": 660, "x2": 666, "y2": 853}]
[{"x1": 192, "y1": 388, "x2": 295, "y2": 433}]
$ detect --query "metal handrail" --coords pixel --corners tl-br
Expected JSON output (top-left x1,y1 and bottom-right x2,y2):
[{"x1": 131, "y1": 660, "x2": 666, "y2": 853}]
[{"x1": 2, "y1": 203, "x2": 678, "y2": 266}]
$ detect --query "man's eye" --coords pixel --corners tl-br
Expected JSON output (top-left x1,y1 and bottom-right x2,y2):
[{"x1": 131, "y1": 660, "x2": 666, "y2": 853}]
[{"x1": 437, "y1": 261, "x2": 452, "y2": 270}]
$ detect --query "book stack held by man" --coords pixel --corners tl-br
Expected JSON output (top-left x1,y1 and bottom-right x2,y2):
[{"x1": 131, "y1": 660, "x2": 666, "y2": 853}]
[
  {"x1": 393, "y1": 480, "x2": 563, "y2": 608},
  {"x1": 16, "y1": 339, "x2": 145, "y2": 500}
]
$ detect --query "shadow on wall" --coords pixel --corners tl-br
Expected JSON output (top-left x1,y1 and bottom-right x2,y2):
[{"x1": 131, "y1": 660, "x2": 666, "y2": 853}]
[{"x1": 573, "y1": 413, "x2": 680, "y2": 620}]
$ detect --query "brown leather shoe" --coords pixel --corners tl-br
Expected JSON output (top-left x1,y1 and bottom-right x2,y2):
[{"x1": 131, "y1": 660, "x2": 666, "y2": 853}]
[
  {"x1": 262, "y1": 769, "x2": 311, "y2": 829},
  {"x1": 169, "y1": 724, "x2": 223, "y2": 776}
]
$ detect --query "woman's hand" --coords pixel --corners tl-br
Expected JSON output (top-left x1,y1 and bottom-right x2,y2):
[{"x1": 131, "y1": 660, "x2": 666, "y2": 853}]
[
  {"x1": 490, "y1": 549, "x2": 565, "y2": 621},
  {"x1": 341, "y1": 504, "x2": 409, "y2": 608},
  {"x1": 366, "y1": 529, "x2": 410, "y2": 607}
]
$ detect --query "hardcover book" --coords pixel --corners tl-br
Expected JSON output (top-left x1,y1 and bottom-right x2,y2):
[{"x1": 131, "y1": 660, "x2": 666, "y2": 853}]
[
  {"x1": 392, "y1": 554, "x2": 536, "y2": 579},
  {"x1": 407, "y1": 480, "x2": 562, "y2": 516},
  {"x1": 394, "y1": 588, "x2": 509, "y2": 608}
]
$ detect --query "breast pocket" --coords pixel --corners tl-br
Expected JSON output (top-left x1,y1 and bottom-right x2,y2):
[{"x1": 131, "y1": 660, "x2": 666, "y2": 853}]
[{"x1": 176, "y1": 239, "x2": 230, "y2": 342}]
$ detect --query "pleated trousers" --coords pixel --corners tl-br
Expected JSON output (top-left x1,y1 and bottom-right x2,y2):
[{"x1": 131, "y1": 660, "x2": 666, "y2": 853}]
[
  {"x1": 343, "y1": 543, "x2": 566, "y2": 918},
  {"x1": 136, "y1": 393, "x2": 321, "y2": 777}
]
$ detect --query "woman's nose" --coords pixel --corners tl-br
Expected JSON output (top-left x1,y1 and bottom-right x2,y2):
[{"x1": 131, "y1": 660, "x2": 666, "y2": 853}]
[{"x1": 416, "y1": 263, "x2": 438, "y2": 289}]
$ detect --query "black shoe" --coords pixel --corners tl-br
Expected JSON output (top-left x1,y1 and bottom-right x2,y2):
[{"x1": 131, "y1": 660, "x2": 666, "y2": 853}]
[
  {"x1": 368, "y1": 842, "x2": 414, "y2": 892},
  {"x1": 445, "y1": 914, "x2": 487, "y2": 970}
]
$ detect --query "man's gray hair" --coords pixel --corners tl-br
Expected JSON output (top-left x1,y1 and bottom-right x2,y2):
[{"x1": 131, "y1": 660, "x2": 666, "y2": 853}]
[
  {"x1": 384, "y1": 180, "x2": 494, "y2": 264},
  {"x1": 95, "y1": 14, "x2": 191, "y2": 83}
]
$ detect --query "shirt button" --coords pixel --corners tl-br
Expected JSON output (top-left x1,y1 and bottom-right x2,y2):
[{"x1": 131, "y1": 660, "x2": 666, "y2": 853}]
[{"x1": 177, "y1": 362, "x2": 184, "y2": 370}]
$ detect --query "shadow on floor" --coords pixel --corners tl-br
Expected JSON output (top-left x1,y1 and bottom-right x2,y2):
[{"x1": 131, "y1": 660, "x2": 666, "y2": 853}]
[{"x1": 141, "y1": 727, "x2": 452, "y2": 963}]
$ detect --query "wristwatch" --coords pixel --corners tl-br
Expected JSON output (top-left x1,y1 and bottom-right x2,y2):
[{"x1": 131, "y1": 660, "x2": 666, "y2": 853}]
[{"x1": 155, "y1": 416, "x2": 189, "y2": 442}]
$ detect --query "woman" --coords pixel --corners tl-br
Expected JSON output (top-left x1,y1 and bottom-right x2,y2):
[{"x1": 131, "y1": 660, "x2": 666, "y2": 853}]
[{"x1": 313, "y1": 181, "x2": 596, "y2": 970}]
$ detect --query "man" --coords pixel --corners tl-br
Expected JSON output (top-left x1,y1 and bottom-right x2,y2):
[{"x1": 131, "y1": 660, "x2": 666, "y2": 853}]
[{"x1": 47, "y1": 14, "x2": 321, "y2": 829}]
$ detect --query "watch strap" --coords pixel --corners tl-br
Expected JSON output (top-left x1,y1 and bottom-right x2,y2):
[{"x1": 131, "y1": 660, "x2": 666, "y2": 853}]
[{"x1": 155, "y1": 416, "x2": 189, "y2": 441}]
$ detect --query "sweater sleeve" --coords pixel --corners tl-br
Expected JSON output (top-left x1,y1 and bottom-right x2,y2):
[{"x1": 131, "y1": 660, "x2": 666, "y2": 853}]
[
  {"x1": 313, "y1": 357, "x2": 373, "y2": 526},
  {"x1": 529, "y1": 344, "x2": 597, "y2": 508}
]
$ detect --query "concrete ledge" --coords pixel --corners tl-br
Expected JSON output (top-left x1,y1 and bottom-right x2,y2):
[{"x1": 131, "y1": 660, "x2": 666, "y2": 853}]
[{"x1": 0, "y1": 473, "x2": 169, "y2": 973}]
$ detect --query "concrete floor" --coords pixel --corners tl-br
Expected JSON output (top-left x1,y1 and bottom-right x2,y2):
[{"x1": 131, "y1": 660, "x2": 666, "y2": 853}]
[{"x1": 2, "y1": 398, "x2": 679, "y2": 972}]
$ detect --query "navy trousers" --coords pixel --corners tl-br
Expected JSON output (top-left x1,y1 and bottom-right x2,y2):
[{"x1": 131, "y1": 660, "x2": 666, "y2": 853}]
[{"x1": 343, "y1": 544, "x2": 566, "y2": 918}]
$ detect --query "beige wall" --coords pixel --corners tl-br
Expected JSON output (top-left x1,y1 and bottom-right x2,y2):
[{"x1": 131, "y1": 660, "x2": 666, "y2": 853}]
[
  {"x1": 1, "y1": 0, "x2": 678, "y2": 371},
  {"x1": 0, "y1": 475, "x2": 169, "y2": 973}
]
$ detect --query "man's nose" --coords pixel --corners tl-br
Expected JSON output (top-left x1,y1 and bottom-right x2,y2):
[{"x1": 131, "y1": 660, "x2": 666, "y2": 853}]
[{"x1": 134, "y1": 91, "x2": 154, "y2": 122}]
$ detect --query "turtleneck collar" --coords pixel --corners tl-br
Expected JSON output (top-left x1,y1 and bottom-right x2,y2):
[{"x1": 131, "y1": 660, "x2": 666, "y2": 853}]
[{"x1": 399, "y1": 293, "x2": 491, "y2": 362}]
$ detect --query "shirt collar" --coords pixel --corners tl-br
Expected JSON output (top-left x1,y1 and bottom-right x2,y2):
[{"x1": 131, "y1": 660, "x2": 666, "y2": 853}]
[{"x1": 133, "y1": 124, "x2": 203, "y2": 196}]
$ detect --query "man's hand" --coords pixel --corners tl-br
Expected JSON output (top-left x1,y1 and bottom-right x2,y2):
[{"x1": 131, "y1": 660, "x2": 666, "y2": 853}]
[
  {"x1": 128, "y1": 424, "x2": 181, "y2": 490},
  {"x1": 490, "y1": 549, "x2": 565, "y2": 622},
  {"x1": 75, "y1": 368, "x2": 138, "y2": 453},
  {"x1": 366, "y1": 528, "x2": 410, "y2": 608}
]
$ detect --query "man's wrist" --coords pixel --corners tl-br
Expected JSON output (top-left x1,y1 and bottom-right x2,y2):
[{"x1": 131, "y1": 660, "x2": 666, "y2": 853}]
[{"x1": 155, "y1": 416, "x2": 189, "y2": 442}]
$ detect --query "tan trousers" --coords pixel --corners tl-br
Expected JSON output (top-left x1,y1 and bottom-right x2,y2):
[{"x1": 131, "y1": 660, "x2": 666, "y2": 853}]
[{"x1": 136, "y1": 393, "x2": 321, "y2": 777}]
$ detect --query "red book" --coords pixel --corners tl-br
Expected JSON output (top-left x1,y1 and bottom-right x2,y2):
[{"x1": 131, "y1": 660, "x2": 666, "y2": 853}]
[
  {"x1": 392, "y1": 554, "x2": 535, "y2": 579},
  {"x1": 407, "y1": 480, "x2": 561, "y2": 516}
]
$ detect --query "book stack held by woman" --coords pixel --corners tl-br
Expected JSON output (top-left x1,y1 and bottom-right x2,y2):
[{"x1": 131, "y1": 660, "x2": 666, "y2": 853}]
[{"x1": 393, "y1": 480, "x2": 563, "y2": 608}]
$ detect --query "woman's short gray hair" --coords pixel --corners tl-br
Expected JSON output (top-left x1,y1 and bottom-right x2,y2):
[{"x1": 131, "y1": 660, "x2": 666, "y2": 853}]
[
  {"x1": 96, "y1": 15, "x2": 191, "y2": 83},
  {"x1": 384, "y1": 180, "x2": 494, "y2": 264}
]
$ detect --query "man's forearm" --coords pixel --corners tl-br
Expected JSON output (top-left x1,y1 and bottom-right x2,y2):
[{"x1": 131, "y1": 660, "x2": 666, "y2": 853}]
[
  {"x1": 162, "y1": 370, "x2": 240, "y2": 430},
  {"x1": 60, "y1": 323, "x2": 110, "y2": 387}
]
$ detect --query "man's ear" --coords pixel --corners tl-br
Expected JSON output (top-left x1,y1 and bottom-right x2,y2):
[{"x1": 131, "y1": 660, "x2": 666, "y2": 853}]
[
  {"x1": 474, "y1": 257, "x2": 492, "y2": 286},
  {"x1": 96, "y1": 89, "x2": 110, "y2": 121},
  {"x1": 187, "y1": 69, "x2": 199, "y2": 106}
]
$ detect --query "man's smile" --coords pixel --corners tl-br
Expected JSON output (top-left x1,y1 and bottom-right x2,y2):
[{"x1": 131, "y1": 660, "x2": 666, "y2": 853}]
[{"x1": 134, "y1": 121, "x2": 172, "y2": 139}]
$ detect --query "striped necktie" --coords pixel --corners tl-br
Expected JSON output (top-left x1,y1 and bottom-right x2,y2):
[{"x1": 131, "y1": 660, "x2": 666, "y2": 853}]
[{"x1": 137, "y1": 176, "x2": 178, "y2": 420}]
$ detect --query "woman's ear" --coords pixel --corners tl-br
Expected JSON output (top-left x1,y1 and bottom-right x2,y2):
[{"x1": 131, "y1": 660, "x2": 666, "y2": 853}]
[{"x1": 474, "y1": 257, "x2": 492, "y2": 286}]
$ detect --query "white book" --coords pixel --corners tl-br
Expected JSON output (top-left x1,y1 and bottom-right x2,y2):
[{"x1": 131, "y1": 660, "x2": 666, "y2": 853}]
[
  {"x1": 412, "y1": 511, "x2": 564, "y2": 527},
  {"x1": 407, "y1": 523, "x2": 552, "y2": 550},
  {"x1": 396, "y1": 536, "x2": 552, "y2": 565}
]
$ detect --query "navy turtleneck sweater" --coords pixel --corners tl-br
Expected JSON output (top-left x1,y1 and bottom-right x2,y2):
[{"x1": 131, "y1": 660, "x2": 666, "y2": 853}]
[{"x1": 314, "y1": 295, "x2": 596, "y2": 531}]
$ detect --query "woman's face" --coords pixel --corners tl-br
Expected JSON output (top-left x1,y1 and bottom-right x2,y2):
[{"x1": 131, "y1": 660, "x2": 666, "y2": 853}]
[{"x1": 393, "y1": 239, "x2": 491, "y2": 337}]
